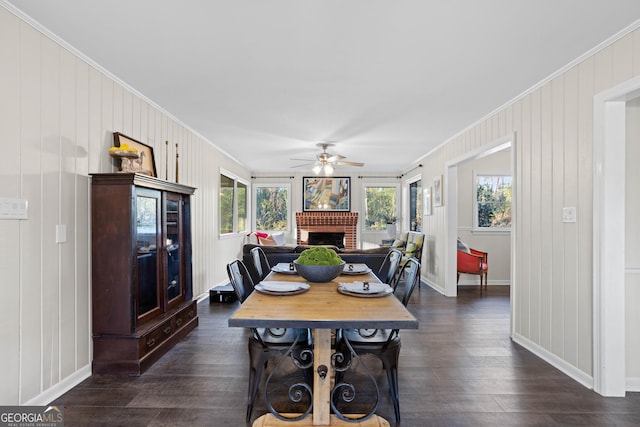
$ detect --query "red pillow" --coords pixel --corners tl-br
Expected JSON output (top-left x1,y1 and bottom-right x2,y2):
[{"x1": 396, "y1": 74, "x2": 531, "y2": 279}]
[{"x1": 258, "y1": 235, "x2": 277, "y2": 245}]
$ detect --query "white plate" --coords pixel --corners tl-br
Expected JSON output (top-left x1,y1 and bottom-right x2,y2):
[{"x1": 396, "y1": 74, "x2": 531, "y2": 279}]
[
  {"x1": 271, "y1": 263, "x2": 298, "y2": 274},
  {"x1": 256, "y1": 281, "x2": 310, "y2": 293},
  {"x1": 338, "y1": 281, "x2": 391, "y2": 295},
  {"x1": 342, "y1": 264, "x2": 372, "y2": 275}
]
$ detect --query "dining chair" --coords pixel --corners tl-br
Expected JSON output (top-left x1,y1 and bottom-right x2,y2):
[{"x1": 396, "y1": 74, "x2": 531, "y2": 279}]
[
  {"x1": 334, "y1": 257, "x2": 421, "y2": 424},
  {"x1": 226, "y1": 260, "x2": 312, "y2": 423},
  {"x1": 250, "y1": 246, "x2": 271, "y2": 281},
  {"x1": 377, "y1": 247, "x2": 402, "y2": 290}
]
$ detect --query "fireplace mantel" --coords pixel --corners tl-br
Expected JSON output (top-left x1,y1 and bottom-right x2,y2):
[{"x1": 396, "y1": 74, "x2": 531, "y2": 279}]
[{"x1": 296, "y1": 212, "x2": 358, "y2": 250}]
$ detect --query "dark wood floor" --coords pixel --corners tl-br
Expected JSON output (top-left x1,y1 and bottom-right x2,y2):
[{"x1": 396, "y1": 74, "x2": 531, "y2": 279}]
[{"x1": 52, "y1": 285, "x2": 640, "y2": 426}]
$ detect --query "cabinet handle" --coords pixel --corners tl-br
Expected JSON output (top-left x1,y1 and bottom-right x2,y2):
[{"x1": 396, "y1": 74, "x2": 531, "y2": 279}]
[
  {"x1": 188, "y1": 310, "x2": 194, "y2": 318},
  {"x1": 164, "y1": 326, "x2": 171, "y2": 335},
  {"x1": 147, "y1": 338, "x2": 156, "y2": 348},
  {"x1": 176, "y1": 318, "x2": 183, "y2": 327}
]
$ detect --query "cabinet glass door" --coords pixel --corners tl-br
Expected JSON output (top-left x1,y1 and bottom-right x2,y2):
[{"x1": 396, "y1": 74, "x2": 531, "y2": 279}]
[
  {"x1": 136, "y1": 189, "x2": 161, "y2": 320},
  {"x1": 165, "y1": 193, "x2": 184, "y2": 306}
]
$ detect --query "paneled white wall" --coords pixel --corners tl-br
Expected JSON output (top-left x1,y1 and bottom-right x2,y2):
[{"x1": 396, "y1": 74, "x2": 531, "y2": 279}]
[
  {"x1": 419, "y1": 26, "x2": 640, "y2": 383},
  {"x1": 0, "y1": 7, "x2": 249, "y2": 405}
]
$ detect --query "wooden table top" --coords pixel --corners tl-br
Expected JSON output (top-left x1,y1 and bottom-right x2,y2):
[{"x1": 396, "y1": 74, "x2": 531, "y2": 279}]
[{"x1": 228, "y1": 265, "x2": 418, "y2": 330}]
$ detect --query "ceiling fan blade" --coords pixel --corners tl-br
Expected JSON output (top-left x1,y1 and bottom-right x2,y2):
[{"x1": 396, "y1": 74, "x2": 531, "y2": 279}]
[
  {"x1": 335, "y1": 161, "x2": 364, "y2": 167},
  {"x1": 291, "y1": 162, "x2": 316, "y2": 168},
  {"x1": 290, "y1": 158, "x2": 315, "y2": 162},
  {"x1": 326, "y1": 154, "x2": 345, "y2": 162}
]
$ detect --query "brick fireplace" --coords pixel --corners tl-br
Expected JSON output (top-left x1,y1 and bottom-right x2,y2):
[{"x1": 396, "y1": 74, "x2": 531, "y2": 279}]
[{"x1": 296, "y1": 212, "x2": 358, "y2": 250}]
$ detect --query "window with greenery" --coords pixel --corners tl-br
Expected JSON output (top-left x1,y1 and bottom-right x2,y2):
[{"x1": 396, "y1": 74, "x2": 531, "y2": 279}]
[
  {"x1": 220, "y1": 174, "x2": 234, "y2": 234},
  {"x1": 237, "y1": 181, "x2": 247, "y2": 232},
  {"x1": 475, "y1": 173, "x2": 512, "y2": 230},
  {"x1": 409, "y1": 179, "x2": 422, "y2": 232},
  {"x1": 364, "y1": 185, "x2": 398, "y2": 231},
  {"x1": 219, "y1": 171, "x2": 248, "y2": 235},
  {"x1": 254, "y1": 184, "x2": 289, "y2": 231}
]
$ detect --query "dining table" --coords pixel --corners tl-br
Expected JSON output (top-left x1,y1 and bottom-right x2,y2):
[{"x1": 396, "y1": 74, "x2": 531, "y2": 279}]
[{"x1": 228, "y1": 263, "x2": 418, "y2": 426}]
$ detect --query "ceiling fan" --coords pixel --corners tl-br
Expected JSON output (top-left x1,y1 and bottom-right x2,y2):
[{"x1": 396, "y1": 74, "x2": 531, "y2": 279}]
[{"x1": 290, "y1": 143, "x2": 364, "y2": 175}]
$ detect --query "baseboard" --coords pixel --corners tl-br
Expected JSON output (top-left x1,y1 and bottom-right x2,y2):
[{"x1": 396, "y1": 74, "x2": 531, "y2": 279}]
[
  {"x1": 457, "y1": 279, "x2": 510, "y2": 286},
  {"x1": 196, "y1": 291, "x2": 210, "y2": 303},
  {"x1": 626, "y1": 377, "x2": 640, "y2": 391},
  {"x1": 419, "y1": 276, "x2": 445, "y2": 295},
  {"x1": 23, "y1": 364, "x2": 92, "y2": 405},
  {"x1": 512, "y1": 332, "x2": 594, "y2": 390}
]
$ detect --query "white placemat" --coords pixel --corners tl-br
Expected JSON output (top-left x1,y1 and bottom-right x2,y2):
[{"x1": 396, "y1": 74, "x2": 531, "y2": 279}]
[
  {"x1": 338, "y1": 281, "x2": 391, "y2": 294},
  {"x1": 342, "y1": 264, "x2": 372, "y2": 274},
  {"x1": 256, "y1": 281, "x2": 309, "y2": 293},
  {"x1": 271, "y1": 263, "x2": 297, "y2": 273}
]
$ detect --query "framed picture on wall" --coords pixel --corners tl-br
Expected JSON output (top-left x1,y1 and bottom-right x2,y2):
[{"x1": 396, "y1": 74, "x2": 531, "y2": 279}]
[
  {"x1": 424, "y1": 187, "x2": 432, "y2": 216},
  {"x1": 433, "y1": 175, "x2": 443, "y2": 207},
  {"x1": 302, "y1": 176, "x2": 350, "y2": 212}
]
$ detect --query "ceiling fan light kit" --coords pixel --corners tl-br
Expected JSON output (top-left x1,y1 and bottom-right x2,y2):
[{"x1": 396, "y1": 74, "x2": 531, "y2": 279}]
[
  {"x1": 292, "y1": 142, "x2": 364, "y2": 175},
  {"x1": 316, "y1": 163, "x2": 332, "y2": 175}
]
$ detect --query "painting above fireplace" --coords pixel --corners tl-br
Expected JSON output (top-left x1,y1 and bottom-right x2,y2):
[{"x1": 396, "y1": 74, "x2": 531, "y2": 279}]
[{"x1": 302, "y1": 177, "x2": 350, "y2": 212}]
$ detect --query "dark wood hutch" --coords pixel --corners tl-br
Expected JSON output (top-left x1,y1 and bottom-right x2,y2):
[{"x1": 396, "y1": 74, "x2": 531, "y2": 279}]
[{"x1": 90, "y1": 173, "x2": 198, "y2": 375}]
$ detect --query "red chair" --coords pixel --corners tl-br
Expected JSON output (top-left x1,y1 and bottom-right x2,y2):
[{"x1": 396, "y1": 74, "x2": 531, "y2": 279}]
[{"x1": 457, "y1": 248, "x2": 488, "y2": 294}]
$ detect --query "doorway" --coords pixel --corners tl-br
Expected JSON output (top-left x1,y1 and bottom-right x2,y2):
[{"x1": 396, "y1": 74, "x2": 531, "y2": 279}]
[
  {"x1": 593, "y1": 75, "x2": 640, "y2": 396},
  {"x1": 444, "y1": 134, "x2": 516, "y2": 330}
]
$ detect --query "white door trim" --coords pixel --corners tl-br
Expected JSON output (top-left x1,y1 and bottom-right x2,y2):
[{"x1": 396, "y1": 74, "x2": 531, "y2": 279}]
[
  {"x1": 444, "y1": 133, "x2": 516, "y2": 328},
  {"x1": 592, "y1": 76, "x2": 640, "y2": 396}
]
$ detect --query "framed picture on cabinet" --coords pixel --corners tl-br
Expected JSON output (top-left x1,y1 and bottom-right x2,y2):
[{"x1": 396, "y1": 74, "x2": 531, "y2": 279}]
[{"x1": 113, "y1": 132, "x2": 157, "y2": 177}]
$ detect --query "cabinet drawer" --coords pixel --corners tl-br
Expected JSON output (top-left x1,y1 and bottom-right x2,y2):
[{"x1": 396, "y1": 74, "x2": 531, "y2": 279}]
[
  {"x1": 140, "y1": 319, "x2": 173, "y2": 356},
  {"x1": 174, "y1": 302, "x2": 197, "y2": 330}
]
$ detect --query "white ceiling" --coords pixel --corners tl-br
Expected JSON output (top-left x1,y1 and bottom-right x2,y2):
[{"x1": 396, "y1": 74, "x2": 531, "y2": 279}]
[{"x1": 7, "y1": 1, "x2": 640, "y2": 173}]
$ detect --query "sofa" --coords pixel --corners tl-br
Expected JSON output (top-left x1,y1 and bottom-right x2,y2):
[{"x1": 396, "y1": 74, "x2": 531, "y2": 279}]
[
  {"x1": 386, "y1": 231, "x2": 425, "y2": 265},
  {"x1": 242, "y1": 243, "x2": 391, "y2": 284}
]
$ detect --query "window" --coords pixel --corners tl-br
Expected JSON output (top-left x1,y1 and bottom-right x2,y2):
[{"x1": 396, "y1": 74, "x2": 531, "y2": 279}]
[
  {"x1": 219, "y1": 170, "x2": 248, "y2": 235},
  {"x1": 409, "y1": 179, "x2": 422, "y2": 232},
  {"x1": 363, "y1": 185, "x2": 399, "y2": 231},
  {"x1": 237, "y1": 181, "x2": 247, "y2": 232},
  {"x1": 254, "y1": 184, "x2": 290, "y2": 231},
  {"x1": 474, "y1": 173, "x2": 512, "y2": 230}
]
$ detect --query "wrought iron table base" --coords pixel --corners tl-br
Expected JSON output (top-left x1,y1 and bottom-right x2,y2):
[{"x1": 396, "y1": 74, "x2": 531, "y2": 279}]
[{"x1": 258, "y1": 330, "x2": 386, "y2": 426}]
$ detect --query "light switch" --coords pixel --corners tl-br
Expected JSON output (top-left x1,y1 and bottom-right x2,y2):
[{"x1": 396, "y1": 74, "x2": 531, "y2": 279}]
[
  {"x1": 562, "y1": 207, "x2": 576, "y2": 223},
  {"x1": 56, "y1": 224, "x2": 67, "y2": 243}
]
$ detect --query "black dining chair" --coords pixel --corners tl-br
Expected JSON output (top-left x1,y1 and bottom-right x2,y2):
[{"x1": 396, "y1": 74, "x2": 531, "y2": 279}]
[
  {"x1": 250, "y1": 246, "x2": 271, "y2": 282},
  {"x1": 226, "y1": 260, "x2": 312, "y2": 423},
  {"x1": 334, "y1": 257, "x2": 421, "y2": 425},
  {"x1": 377, "y1": 247, "x2": 402, "y2": 289}
]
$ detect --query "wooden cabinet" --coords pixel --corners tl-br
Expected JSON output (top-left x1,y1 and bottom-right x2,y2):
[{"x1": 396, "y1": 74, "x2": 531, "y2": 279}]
[{"x1": 90, "y1": 173, "x2": 198, "y2": 375}]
